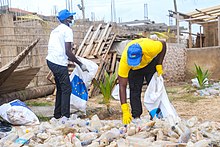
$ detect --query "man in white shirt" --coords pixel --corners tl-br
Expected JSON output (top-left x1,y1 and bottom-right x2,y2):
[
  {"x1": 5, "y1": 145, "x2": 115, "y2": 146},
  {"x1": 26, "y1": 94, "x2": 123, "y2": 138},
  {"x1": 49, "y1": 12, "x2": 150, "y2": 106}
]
[{"x1": 46, "y1": 9, "x2": 88, "y2": 119}]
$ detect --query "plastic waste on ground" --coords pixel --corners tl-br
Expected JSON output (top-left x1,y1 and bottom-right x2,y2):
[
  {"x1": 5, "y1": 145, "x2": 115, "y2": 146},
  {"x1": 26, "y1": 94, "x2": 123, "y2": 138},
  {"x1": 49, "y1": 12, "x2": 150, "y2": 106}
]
[
  {"x1": 0, "y1": 99, "x2": 39, "y2": 125},
  {"x1": 0, "y1": 114, "x2": 220, "y2": 146}
]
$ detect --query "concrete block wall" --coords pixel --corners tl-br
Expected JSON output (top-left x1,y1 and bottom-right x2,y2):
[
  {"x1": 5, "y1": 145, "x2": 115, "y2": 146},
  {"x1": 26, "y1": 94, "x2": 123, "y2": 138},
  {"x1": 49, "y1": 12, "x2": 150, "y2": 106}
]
[{"x1": 186, "y1": 46, "x2": 220, "y2": 80}]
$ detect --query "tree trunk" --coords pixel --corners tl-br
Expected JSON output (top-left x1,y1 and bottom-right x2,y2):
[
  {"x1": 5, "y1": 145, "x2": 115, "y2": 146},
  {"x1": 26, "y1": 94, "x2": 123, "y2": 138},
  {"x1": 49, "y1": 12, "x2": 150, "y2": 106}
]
[{"x1": 0, "y1": 85, "x2": 55, "y2": 105}]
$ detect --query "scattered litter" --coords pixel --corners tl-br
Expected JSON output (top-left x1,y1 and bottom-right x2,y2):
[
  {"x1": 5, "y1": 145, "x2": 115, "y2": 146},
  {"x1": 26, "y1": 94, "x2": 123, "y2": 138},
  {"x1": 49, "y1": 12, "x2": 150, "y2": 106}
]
[
  {"x1": 0, "y1": 99, "x2": 39, "y2": 126},
  {"x1": 0, "y1": 114, "x2": 220, "y2": 146},
  {"x1": 196, "y1": 82, "x2": 220, "y2": 96}
]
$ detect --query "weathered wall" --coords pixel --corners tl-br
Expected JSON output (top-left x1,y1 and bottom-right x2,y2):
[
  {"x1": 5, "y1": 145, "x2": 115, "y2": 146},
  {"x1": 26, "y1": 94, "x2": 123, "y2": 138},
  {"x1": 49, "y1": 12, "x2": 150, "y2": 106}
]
[
  {"x1": 0, "y1": 15, "x2": 90, "y2": 89},
  {"x1": 186, "y1": 46, "x2": 220, "y2": 80},
  {"x1": 203, "y1": 22, "x2": 218, "y2": 47},
  {"x1": 113, "y1": 42, "x2": 187, "y2": 82},
  {"x1": 163, "y1": 43, "x2": 186, "y2": 82}
]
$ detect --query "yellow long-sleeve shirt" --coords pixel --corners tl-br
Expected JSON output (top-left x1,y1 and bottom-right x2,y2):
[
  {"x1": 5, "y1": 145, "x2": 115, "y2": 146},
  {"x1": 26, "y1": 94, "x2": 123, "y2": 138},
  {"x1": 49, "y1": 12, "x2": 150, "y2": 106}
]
[{"x1": 118, "y1": 38, "x2": 163, "y2": 78}]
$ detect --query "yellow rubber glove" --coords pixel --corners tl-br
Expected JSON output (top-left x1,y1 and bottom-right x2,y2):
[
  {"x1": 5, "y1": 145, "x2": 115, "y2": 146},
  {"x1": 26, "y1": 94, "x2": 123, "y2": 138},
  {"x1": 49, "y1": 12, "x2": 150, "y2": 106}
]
[
  {"x1": 156, "y1": 65, "x2": 163, "y2": 76},
  {"x1": 121, "y1": 103, "x2": 132, "y2": 125}
]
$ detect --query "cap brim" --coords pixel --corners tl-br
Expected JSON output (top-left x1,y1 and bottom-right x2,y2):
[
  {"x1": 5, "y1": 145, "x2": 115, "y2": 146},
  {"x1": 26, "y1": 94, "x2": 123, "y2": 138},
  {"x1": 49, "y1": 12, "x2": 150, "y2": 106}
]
[
  {"x1": 70, "y1": 12, "x2": 76, "y2": 16},
  {"x1": 127, "y1": 56, "x2": 141, "y2": 67},
  {"x1": 66, "y1": 12, "x2": 76, "y2": 18}
]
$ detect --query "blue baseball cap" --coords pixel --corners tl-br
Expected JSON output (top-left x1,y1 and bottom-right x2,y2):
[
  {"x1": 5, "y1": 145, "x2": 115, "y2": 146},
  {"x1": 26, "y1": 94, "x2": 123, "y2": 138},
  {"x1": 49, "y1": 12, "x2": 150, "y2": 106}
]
[
  {"x1": 127, "y1": 43, "x2": 142, "y2": 67},
  {"x1": 57, "y1": 9, "x2": 76, "y2": 21}
]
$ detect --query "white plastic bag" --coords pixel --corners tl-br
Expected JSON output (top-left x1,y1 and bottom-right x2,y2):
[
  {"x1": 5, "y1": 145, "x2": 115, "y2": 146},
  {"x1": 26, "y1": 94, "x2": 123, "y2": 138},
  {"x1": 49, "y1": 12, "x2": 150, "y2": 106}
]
[
  {"x1": 111, "y1": 84, "x2": 130, "y2": 100},
  {"x1": 144, "y1": 73, "x2": 178, "y2": 119},
  {"x1": 70, "y1": 57, "x2": 98, "y2": 113},
  {"x1": 191, "y1": 78, "x2": 208, "y2": 88},
  {"x1": 0, "y1": 99, "x2": 39, "y2": 125}
]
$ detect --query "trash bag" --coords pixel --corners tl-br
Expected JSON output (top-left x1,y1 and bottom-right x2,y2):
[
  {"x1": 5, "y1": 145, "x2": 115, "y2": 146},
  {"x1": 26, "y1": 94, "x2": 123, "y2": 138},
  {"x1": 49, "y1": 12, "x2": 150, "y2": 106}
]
[
  {"x1": 144, "y1": 73, "x2": 178, "y2": 120},
  {"x1": 111, "y1": 84, "x2": 130, "y2": 100},
  {"x1": 0, "y1": 99, "x2": 39, "y2": 125},
  {"x1": 70, "y1": 57, "x2": 98, "y2": 113},
  {"x1": 0, "y1": 119, "x2": 12, "y2": 132}
]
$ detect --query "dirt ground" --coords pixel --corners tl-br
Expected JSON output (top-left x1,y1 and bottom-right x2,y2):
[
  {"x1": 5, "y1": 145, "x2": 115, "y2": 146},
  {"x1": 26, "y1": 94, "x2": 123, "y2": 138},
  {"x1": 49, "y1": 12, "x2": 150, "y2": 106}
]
[
  {"x1": 86, "y1": 83, "x2": 220, "y2": 122},
  {"x1": 27, "y1": 82, "x2": 220, "y2": 123}
]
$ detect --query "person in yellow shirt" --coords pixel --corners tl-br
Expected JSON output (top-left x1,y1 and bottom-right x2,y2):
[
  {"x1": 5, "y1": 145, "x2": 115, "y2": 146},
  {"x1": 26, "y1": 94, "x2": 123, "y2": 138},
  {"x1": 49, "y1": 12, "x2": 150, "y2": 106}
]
[{"x1": 118, "y1": 38, "x2": 166, "y2": 124}]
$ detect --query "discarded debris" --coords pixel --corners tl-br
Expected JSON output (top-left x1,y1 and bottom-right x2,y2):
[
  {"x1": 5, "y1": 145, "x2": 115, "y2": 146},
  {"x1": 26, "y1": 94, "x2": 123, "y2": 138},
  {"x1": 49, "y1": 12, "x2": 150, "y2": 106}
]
[{"x1": 1, "y1": 114, "x2": 220, "y2": 146}]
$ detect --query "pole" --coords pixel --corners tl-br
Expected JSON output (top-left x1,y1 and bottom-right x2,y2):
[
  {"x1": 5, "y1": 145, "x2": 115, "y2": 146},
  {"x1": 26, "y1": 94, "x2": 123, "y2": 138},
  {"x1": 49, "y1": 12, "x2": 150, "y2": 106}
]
[
  {"x1": 81, "y1": 0, "x2": 85, "y2": 20},
  {"x1": 218, "y1": 16, "x2": 220, "y2": 46},
  {"x1": 173, "y1": 0, "x2": 177, "y2": 25},
  {"x1": 200, "y1": 26, "x2": 202, "y2": 48},
  {"x1": 189, "y1": 21, "x2": 192, "y2": 48},
  {"x1": 177, "y1": 12, "x2": 180, "y2": 44}
]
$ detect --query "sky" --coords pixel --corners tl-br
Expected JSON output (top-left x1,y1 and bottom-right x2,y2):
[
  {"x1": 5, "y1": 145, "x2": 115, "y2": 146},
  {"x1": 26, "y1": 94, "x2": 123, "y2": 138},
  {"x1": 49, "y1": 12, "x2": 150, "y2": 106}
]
[{"x1": 7, "y1": 0, "x2": 220, "y2": 33}]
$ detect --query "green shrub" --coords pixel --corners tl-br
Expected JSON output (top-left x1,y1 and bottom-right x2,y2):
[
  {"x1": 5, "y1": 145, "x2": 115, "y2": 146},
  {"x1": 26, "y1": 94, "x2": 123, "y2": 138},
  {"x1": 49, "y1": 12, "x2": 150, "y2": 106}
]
[
  {"x1": 93, "y1": 71, "x2": 117, "y2": 113},
  {"x1": 194, "y1": 64, "x2": 210, "y2": 89}
]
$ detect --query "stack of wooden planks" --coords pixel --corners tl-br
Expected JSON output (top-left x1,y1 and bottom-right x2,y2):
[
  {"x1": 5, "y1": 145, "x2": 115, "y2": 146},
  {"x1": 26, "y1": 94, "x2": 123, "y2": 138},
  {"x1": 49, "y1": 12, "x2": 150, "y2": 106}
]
[{"x1": 73, "y1": 23, "x2": 117, "y2": 97}]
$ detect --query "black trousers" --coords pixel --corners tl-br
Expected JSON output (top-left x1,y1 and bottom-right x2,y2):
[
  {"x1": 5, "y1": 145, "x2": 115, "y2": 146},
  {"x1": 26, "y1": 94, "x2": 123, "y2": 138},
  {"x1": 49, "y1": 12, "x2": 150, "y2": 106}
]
[
  {"x1": 128, "y1": 56, "x2": 159, "y2": 118},
  {"x1": 47, "y1": 60, "x2": 72, "y2": 118}
]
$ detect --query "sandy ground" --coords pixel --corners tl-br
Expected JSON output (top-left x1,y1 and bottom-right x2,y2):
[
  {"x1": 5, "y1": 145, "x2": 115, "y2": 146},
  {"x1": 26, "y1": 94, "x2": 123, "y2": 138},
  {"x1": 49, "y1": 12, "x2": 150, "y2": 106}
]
[{"x1": 86, "y1": 83, "x2": 220, "y2": 122}]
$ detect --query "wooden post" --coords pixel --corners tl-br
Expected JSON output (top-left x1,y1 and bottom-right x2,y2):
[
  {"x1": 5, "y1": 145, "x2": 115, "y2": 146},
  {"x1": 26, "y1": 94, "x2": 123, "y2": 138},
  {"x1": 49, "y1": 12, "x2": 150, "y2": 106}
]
[
  {"x1": 218, "y1": 16, "x2": 220, "y2": 46},
  {"x1": 177, "y1": 12, "x2": 180, "y2": 44},
  {"x1": 188, "y1": 21, "x2": 192, "y2": 48},
  {"x1": 200, "y1": 26, "x2": 202, "y2": 48}
]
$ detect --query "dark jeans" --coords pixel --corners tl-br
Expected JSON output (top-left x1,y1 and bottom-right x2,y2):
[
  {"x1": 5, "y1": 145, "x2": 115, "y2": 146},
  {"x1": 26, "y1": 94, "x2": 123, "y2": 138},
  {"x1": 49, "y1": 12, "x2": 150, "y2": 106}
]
[
  {"x1": 47, "y1": 60, "x2": 72, "y2": 118},
  {"x1": 128, "y1": 56, "x2": 159, "y2": 118}
]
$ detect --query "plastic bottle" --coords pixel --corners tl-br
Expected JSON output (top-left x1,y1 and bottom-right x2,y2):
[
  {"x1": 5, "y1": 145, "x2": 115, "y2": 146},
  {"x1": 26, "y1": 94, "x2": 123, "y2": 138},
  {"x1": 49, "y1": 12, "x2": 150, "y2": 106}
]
[
  {"x1": 178, "y1": 127, "x2": 191, "y2": 143},
  {"x1": 59, "y1": 116, "x2": 69, "y2": 125},
  {"x1": 187, "y1": 116, "x2": 198, "y2": 127},
  {"x1": 90, "y1": 115, "x2": 102, "y2": 130},
  {"x1": 72, "y1": 135, "x2": 82, "y2": 147},
  {"x1": 194, "y1": 139, "x2": 211, "y2": 147},
  {"x1": 81, "y1": 139, "x2": 93, "y2": 146},
  {"x1": 0, "y1": 132, "x2": 19, "y2": 146},
  {"x1": 0, "y1": 132, "x2": 6, "y2": 139}
]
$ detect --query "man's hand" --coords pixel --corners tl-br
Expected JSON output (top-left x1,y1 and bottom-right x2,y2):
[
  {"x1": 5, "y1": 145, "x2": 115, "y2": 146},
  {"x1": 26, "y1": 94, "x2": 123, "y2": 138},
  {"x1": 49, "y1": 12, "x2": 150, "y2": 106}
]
[
  {"x1": 80, "y1": 64, "x2": 89, "y2": 72},
  {"x1": 121, "y1": 103, "x2": 132, "y2": 125},
  {"x1": 156, "y1": 65, "x2": 163, "y2": 76}
]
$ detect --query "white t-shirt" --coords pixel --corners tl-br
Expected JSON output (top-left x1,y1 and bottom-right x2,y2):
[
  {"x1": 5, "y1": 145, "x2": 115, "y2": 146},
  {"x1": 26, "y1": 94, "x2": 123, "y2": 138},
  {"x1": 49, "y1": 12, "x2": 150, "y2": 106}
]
[{"x1": 46, "y1": 23, "x2": 73, "y2": 66}]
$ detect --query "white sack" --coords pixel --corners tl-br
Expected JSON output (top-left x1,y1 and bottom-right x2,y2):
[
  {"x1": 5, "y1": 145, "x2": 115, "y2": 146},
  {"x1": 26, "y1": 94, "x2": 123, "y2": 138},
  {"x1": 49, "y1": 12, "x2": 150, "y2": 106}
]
[
  {"x1": 111, "y1": 84, "x2": 130, "y2": 100},
  {"x1": 144, "y1": 73, "x2": 178, "y2": 120},
  {"x1": 0, "y1": 99, "x2": 39, "y2": 125},
  {"x1": 70, "y1": 57, "x2": 98, "y2": 113}
]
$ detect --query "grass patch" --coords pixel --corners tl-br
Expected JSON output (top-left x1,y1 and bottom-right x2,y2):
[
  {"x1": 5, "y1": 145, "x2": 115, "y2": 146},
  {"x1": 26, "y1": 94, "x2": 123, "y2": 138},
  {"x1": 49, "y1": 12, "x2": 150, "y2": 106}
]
[
  {"x1": 166, "y1": 87, "x2": 179, "y2": 94},
  {"x1": 25, "y1": 101, "x2": 53, "y2": 106},
  {"x1": 37, "y1": 115, "x2": 51, "y2": 122},
  {"x1": 169, "y1": 93, "x2": 205, "y2": 103}
]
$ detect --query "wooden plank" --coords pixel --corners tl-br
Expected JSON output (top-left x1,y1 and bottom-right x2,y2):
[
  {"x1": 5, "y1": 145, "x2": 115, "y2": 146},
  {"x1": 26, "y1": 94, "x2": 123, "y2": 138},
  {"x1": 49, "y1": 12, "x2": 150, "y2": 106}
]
[
  {"x1": 82, "y1": 24, "x2": 102, "y2": 57},
  {"x1": 88, "y1": 59, "x2": 105, "y2": 97},
  {"x1": 93, "y1": 23, "x2": 111, "y2": 56},
  {"x1": 76, "y1": 25, "x2": 94, "y2": 56},
  {"x1": 0, "y1": 67, "x2": 40, "y2": 94},
  {"x1": 98, "y1": 33, "x2": 113, "y2": 56},
  {"x1": 0, "y1": 38, "x2": 40, "y2": 87},
  {"x1": 89, "y1": 39, "x2": 99, "y2": 55},
  {"x1": 110, "y1": 52, "x2": 117, "y2": 73},
  {"x1": 79, "y1": 45, "x2": 87, "y2": 57},
  {"x1": 46, "y1": 71, "x2": 55, "y2": 84},
  {"x1": 102, "y1": 34, "x2": 117, "y2": 59}
]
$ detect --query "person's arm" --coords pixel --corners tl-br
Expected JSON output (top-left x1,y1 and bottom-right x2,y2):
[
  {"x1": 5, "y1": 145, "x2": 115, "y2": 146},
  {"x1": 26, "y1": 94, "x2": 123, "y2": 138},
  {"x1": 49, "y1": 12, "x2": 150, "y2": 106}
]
[
  {"x1": 118, "y1": 76, "x2": 128, "y2": 104},
  {"x1": 156, "y1": 41, "x2": 167, "y2": 76},
  {"x1": 65, "y1": 42, "x2": 82, "y2": 66},
  {"x1": 118, "y1": 75, "x2": 132, "y2": 124},
  {"x1": 157, "y1": 41, "x2": 166, "y2": 65}
]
